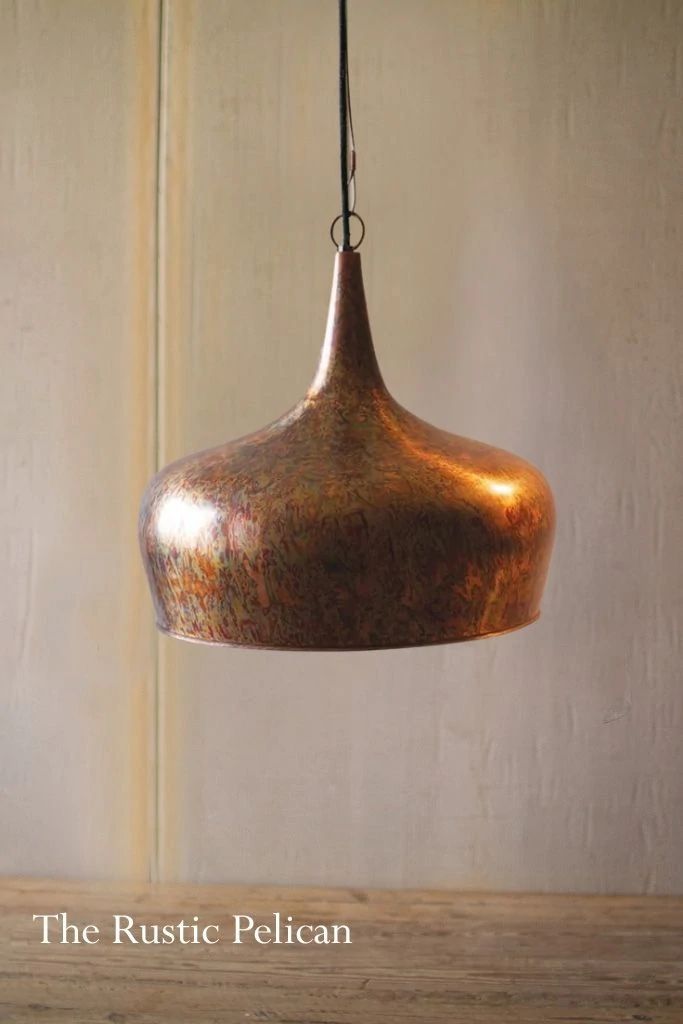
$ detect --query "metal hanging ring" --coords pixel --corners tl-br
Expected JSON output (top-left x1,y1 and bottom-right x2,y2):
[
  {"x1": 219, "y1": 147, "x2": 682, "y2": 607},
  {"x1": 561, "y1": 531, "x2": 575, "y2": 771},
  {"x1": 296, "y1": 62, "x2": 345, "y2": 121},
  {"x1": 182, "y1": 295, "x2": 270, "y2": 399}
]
[{"x1": 329, "y1": 212, "x2": 365, "y2": 251}]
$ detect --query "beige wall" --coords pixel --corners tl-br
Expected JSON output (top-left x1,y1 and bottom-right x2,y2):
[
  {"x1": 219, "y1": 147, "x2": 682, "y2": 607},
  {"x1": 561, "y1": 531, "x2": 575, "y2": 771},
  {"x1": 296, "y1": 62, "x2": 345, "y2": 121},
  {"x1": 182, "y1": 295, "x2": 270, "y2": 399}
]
[
  {"x1": 2, "y1": 0, "x2": 682, "y2": 892},
  {"x1": 1, "y1": 0, "x2": 158, "y2": 880}
]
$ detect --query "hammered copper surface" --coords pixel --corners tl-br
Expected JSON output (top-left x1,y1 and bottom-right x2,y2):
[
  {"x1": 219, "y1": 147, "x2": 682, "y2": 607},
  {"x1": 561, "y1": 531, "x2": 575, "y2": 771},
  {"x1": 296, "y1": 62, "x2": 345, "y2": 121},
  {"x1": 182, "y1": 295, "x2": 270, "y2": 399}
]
[{"x1": 139, "y1": 252, "x2": 555, "y2": 649}]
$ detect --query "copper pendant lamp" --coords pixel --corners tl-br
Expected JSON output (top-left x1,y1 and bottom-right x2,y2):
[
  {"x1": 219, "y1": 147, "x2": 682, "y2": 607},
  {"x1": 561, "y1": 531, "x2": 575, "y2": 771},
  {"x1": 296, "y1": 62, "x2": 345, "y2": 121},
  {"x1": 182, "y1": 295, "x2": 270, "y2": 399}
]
[{"x1": 139, "y1": 1, "x2": 555, "y2": 651}]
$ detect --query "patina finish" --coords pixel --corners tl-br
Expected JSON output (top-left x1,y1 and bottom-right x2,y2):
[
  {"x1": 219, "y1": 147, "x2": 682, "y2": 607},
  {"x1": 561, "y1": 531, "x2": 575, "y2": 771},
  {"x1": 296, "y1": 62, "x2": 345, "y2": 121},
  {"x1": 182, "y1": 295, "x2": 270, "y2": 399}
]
[{"x1": 139, "y1": 252, "x2": 555, "y2": 649}]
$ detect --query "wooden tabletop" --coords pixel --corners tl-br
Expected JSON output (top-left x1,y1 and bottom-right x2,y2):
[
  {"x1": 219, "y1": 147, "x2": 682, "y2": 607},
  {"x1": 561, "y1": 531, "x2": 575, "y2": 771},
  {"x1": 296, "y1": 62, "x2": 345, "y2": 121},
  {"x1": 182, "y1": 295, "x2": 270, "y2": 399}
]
[{"x1": 1, "y1": 878, "x2": 682, "y2": 1023}]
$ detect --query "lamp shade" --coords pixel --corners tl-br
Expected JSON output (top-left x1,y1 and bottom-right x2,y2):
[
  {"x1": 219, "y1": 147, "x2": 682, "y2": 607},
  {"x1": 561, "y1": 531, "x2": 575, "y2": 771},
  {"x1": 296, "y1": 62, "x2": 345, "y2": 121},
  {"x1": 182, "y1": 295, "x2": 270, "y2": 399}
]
[{"x1": 139, "y1": 252, "x2": 555, "y2": 650}]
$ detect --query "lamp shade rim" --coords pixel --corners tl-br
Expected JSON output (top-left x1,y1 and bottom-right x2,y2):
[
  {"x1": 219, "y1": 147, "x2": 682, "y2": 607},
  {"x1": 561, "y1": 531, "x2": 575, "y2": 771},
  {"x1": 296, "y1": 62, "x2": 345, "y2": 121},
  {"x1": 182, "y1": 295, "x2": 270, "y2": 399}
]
[{"x1": 156, "y1": 612, "x2": 541, "y2": 652}]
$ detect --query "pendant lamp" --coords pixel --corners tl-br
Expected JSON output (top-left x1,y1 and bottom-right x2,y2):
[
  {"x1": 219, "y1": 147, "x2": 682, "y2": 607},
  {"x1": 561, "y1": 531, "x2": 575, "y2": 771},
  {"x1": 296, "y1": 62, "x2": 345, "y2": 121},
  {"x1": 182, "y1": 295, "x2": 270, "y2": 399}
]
[{"x1": 139, "y1": 1, "x2": 555, "y2": 651}]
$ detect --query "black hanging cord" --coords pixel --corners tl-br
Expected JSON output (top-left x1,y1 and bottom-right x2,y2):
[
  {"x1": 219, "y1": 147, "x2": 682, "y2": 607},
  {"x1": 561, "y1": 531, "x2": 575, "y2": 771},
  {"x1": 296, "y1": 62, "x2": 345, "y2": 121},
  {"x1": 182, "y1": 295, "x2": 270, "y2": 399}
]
[
  {"x1": 331, "y1": 0, "x2": 363, "y2": 251},
  {"x1": 345, "y1": 41, "x2": 357, "y2": 216},
  {"x1": 338, "y1": 0, "x2": 351, "y2": 250}
]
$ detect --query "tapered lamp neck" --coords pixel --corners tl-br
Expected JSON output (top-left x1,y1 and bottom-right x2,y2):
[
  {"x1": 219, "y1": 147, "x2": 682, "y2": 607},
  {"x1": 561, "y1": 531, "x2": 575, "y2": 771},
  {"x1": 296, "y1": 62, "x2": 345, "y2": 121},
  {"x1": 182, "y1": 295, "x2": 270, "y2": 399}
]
[{"x1": 309, "y1": 251, "x2": 386, "y2": 399}]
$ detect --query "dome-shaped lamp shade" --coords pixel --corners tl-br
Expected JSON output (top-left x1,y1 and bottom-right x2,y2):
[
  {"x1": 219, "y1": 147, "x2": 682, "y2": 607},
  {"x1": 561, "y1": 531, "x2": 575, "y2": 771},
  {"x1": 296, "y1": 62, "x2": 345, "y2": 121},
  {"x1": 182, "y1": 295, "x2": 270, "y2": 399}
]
[{"x1": 139, "y1": 253, "x2": 555, "y2": 650}]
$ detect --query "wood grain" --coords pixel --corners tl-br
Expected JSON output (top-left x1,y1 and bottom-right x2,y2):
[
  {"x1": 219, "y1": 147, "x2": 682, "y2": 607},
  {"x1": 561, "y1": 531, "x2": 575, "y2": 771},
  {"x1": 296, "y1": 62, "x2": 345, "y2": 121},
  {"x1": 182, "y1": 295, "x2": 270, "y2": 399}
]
[{"x1": 1, "y1": 879, "x2": 682, "y2": 1023}]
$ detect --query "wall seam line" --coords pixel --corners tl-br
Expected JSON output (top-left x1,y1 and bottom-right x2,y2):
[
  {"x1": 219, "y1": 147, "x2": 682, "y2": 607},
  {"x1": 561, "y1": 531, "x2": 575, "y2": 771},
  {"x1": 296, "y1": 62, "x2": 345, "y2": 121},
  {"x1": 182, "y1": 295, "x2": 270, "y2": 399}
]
[{"x1": 151, "y1": 0, "x2": 169, "y2": 885}]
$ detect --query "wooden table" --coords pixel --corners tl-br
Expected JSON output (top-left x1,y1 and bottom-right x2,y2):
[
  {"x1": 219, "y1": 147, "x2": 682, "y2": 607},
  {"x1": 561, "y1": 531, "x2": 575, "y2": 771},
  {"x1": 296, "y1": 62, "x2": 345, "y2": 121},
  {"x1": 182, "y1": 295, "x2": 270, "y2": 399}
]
[{"x1": 1, "y1": 878, "x2": 681, "y2": 1022}]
